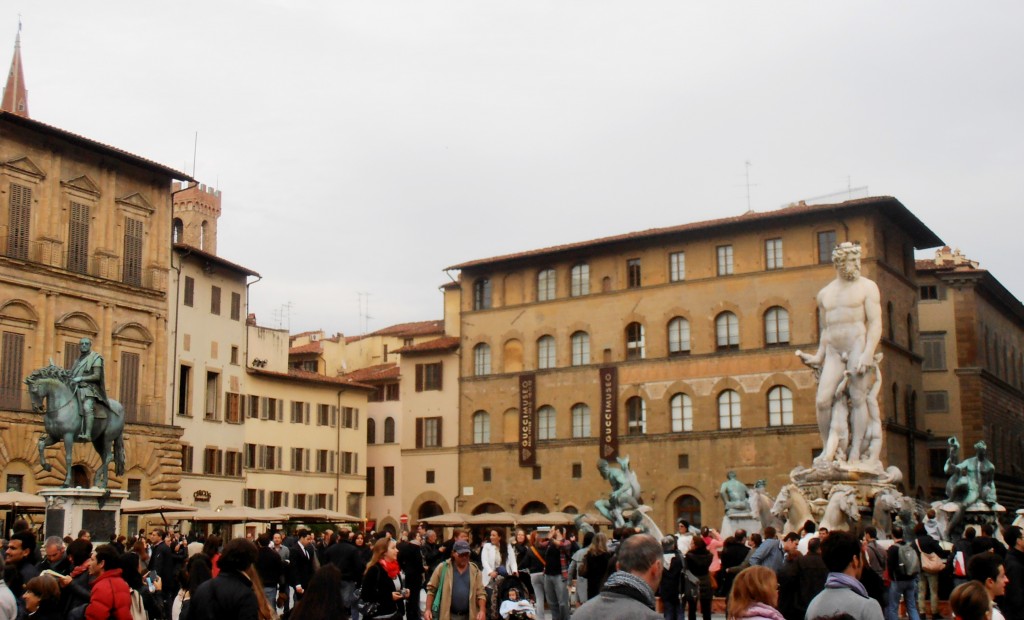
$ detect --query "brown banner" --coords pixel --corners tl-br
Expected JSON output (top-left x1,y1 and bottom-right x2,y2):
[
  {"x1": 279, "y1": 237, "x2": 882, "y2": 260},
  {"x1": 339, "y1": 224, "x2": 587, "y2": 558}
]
[
  {"x1": 599, "y1": 367, "x2": 618, "y2": 460},
  {"x1": 519, "y1": 374, "x2": 536, "y2": 466}
]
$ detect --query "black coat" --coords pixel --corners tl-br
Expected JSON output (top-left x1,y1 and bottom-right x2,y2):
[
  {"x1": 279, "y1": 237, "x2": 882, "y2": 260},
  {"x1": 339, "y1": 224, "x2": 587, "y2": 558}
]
[
  {"x1": 1002, "y1": 547, "x2": 1024, "y2": 620},
  {"x1": 684, "y1": 549, "x2": 714, "y2": 600},
  {"x1": 255, "y1": 546, "x2": 287, "y2": 596},
  {"x1": 398, "y1": 541, "x2": 425, "y2": 582},
  {"x1": 777, "y1": 556, "x2": 802, "y2": 620},
  {"x1": 326, "y1": 540, "x2": 363, "y2": 582},
  {"x1": 289, "y1": 543, "x2": 316, "y2": 590},
  {"x1": 659, "y1": 551, "x2": 684, "y2": 600},
  {"x1": 796, "y1": 553, "x2": 829, "y2": 618},
  {"x1": 360, "y1": 563, "x2": 405, "y2": 618},
  {"x1": 188, "y1": 570, "x2": 260, "y2": 620}
]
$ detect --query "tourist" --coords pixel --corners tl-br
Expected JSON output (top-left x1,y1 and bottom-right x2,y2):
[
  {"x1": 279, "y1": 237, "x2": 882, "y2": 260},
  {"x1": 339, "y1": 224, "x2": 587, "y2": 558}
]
[
  {"x1": 862, "y1": 528, "x2": 886, "y2": 583},
  {"x1": 398, "y1": 528, "x2": 427, "y2": 620},
  {"x1": 242, "y1": 565, "x2": 276, "y2": 620},
  {"x1": 727, "y1": 566, "x2": 784, "y2": 620},
  {"x1": 499, "y1": 586, "x2": 536, "y2": 619},
  {"x1": 748, "y1": 527, "x2": 784, "y2": 573},
  {"x1": 424, "y1": 539, "x2": 487, "y2": 620},
  {"x1": 797, "y1": 522, "x2": 817, "y2": 556},
  {"x1": 950, "y1": 581, "x2": 992, "y2": 620},
  {"x1": 676, "y1": 520, "x2": 695, "y2": 556},
  {"x1": 1002, "y1": 526, "x2": 1024, "y2": 620},
  {"x1": 288, "y1": 529, "x2": 317, "y2": 606},
  {"x1": 188, "y1": 538, "x2": 261, "y2": 619},
  {"x1": 524, "y1": 531, "x2": 547, "y2": 611},
  {"x1": 22, "y1": 575, "x2": 60, "y2": 620},
  {"x1": 170, "y1": 553, "x2": 212, "y2": 620},
  {"x1": 967, "y1": 552, "x2": 1007, "y2": 620},
  {"x1": 34, "y1": 538, "x2": 69, "y2": 577},
  {"x1": 915, "y1": 523, "x2": 946, "y2": 620},
  {"x1": 886, "y1": 526, "x2": 921, "y2": 620},
  {"x1": 291, "y1": 565, "x2": 344, "y2": 620},
  {"x1": 354, "y1": 532, "x2": 373, "y2": 571},
  {"x1": 951, "y1": 527, "x2": 977, "y2": 588},
  {"x1": 540, "y1": 526, "x2": 573, "y2": 620},
  {"x1": 659, "y1": 536, "x2": 685, "y2": 620},
  {"x1": 361, "y1": 538, "x2": 409, "y2": 620},
  {"x1": 973, "y1": 524, "x2": 1007, "y2": 559},
  {"x1": 84, "y1": 544, "x2": 132, "y2": 620},
  {"x1": 510, "y1": 530, "x2": 534, "y2": 603},
  {"x1": 57, "y1": 539, "x2": 93, "y2": 616},
  {"x1": 482, "y1": 527, "x2": 518, "y2": 617},
  {"x1": 796, "y1": 537, "x2": 829, "y2": 619},
  {"x1": 684, "y1": 535, "x2": 714, "y2": 620},
  {"x1": 254, "y1": 534, "x2": 287, "y2": 613},
  {"x1": 325, "y1": 529, "x2": 363, "y2": 618},
  {"x1": 805, "y1": 531, "x2": 884, "y2": 620},
  {"x1": 776, "y1": 533, "x2": 802, "y2": 620},
  {"x1": 568, "y1": 531, "x2": 592, "y2": 607},
  {"x1": 718, "y1": 530, "x2": 751, "y2": 599},
  {"x1": 572, "y1": 533, "x2": 662, "y2": 620},
  {"x1": 704, "y1": 528, "x2": 724, "y2": 582},
  {"x1": 578, "y1": 533, "x2": 611, "y2": 596},
  {"x1": 0, "y1": 554, "x2": 16, "y2": 620},
  {"x1": 121, "y1": 552, "x2": 165, "y2": 620},
  {"x1": 923, "y1": 510, "x2": 943, "y2": 543},
  {"x1": 5, "y1": 531, "x2": 39, "y2": 614},
  {"x1": 201, "y1": 535, "x2": 222, "y2": 577}
]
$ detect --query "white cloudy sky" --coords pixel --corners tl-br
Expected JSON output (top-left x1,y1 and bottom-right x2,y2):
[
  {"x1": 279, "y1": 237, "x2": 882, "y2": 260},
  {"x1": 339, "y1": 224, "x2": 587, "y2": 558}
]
[{"x1": 12, "y1": 1, "x2": 1024, "y2": 335}]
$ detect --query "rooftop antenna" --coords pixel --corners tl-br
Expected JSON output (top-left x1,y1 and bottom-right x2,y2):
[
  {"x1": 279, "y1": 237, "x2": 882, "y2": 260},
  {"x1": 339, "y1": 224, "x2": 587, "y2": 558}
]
[
  {"x1": 272, "y1": 301, "x2": 293, "y2": 331},
  {"x1": 357, "y1": 292, "x2": 373, "y2": 334},
  {"x1": 738, "y1": 160, "x2": 758, "y2": 213},
  {"x1": 192, "y1": 131, "x2": 198, "y2": 178}
]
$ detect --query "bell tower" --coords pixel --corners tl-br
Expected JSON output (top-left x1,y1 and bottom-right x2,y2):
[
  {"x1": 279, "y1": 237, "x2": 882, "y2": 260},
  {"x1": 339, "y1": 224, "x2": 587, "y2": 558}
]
[{"x1": 172, "y1": 182, "x2": 222, "y2": 254}]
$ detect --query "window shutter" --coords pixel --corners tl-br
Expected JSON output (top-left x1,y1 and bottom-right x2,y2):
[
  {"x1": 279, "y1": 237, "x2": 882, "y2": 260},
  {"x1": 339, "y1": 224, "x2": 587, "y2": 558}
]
[
  {"x1": 331, "y1": 405, "x2": 338, "y2": 427},
  {"x1": 64, "y1": 341, "x2": 78, "y2": 370},
  {"x1": 438, "y1": 361, "x2": 444, "y2": 390},
  {"x1": 120, "y1": 352, "x2": 140, "y2": 422},
  {"x1": 415, "y1": 418, "x2": 423, "y2": 449},
  {"x1": 0, "y1": 332, "x2": 24, "y2": 409},
  {"x1": 68, "y1": 202, "x2": 90, "y2": 274},
  {"x1": 231, "y1": 292, "x2": 241, "y2": 321},
  {"x1": 304, "y1": 402, "x2": 311, "y2": 425},
  {"x1": 211, "y1": 286, "x2": 221, "y2": 315},
  {"x1": 7, "y1": 184, "x2": 31, "y2": 260},
  {"x1": 415, "y1": 364, "x2": 423, "y2": 392},
  {"x1": 183, "y1": 277, "x2": 194, "y2": 307},
  {"x1": 123, "y1": 218, "x2": 143, "y2": 286},
  {"x1": 276, "y1": 447, "x2": 283, "y2": 469},
  {"x1": 354, "y1": 408, "x2": 359, "y2": 429},
  {"x1": 437, "y1": 418, "x2": 443, "y2": 446},
  {"x1": 260, "y1": 396, "x2": 268, "y2": 420}
]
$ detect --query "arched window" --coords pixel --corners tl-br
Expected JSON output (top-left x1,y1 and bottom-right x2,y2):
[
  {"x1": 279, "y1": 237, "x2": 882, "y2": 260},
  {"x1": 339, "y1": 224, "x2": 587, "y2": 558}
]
[
  {"x1": 572, "y1": 403, "x2": 590, "y2": 438},
  {"x1": 887, "y1": 302, "x2": 895, "y2": 341},
  {"x1": 200, "y1": 220, "x2": 208, "y2": 250},
  {"x1": 764, "y1": 307, "x2": 790, "y2": 346},
  {"x1": 473, "y1": 343, "x2": 491, "y2": 375},
  {"x1": 767, "y1": 386, "x2": 793, "y2": 426},
  {"x1": 716, "y1": 312, "x2": 739, "y2": 350},
  {"x1": 668, "y1": 317, "x2": 691, "y2": 355},
  {"x1": 571, "y1": 263, "x2": 590, "y2": 296},
  {"x1": 675, "y1": 494, "x2": 702, "y2": 528},
  {"x1": 172, "y1": 218, "x2": 183, "y2": 244},
  {"x1": 626, "y1": 396, "x2": 646, "y2": 435},
  {"x1": 718, "y1": 390, "x2": 741, "y2": 429},
  {"x1": 670, "y1": 393, "x2": 693, "y2": 432},
  {"x1": 384, "y1": 417, "x2": 396, "y2": 443},
  {"x1": 418, "y1": 501, "x2": 443, "y2": 520},
  {"x1": 537, "y1": 269, "x2": 556, "y2": 301},
  {"x1": 538, "y1": 406, "x2": 556, "y2": 440},
  {"x1": 473, "y1": 278, "x2": 492, "y2": 310},
  {"x1": 571, "y1": 331, "x2": 590, "y2": 366},
  {"x1": 537, "y1": 336, "x2": 556, "y2": 369},
  {"x1": 626, "y1": 322, "x2": 645, "y2": 360},
  {"x1": 473, "y1": 411, "x2": 490, "y2": 444},
  {"x1": 521, "y1": 501, "x2": 548, "y2": 515},
  {"x1": 366, "y1": 418, "x2": 376, "y2": 444}
]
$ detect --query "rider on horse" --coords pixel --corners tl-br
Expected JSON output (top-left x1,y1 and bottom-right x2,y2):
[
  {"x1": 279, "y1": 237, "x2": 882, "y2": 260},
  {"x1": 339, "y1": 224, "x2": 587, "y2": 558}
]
[{"x1": 69, "y1": 338, "x2": 110, "y2": 440}]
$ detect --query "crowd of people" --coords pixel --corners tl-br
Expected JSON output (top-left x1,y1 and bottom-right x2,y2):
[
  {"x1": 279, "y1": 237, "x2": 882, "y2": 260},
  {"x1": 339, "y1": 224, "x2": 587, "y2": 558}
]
[{"x1": 0, "y1": 514, "x2": 1019, "y2": 620}]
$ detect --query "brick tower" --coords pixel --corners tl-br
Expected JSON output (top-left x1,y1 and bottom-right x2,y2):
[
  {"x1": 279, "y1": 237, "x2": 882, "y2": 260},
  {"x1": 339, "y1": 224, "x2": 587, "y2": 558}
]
[{"x1": 172, "y1": 182, "x2": 222, "y2": 254}]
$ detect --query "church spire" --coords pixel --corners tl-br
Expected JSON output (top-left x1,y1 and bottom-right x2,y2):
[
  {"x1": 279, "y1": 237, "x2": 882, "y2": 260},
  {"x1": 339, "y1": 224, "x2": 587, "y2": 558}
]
[{"x1": 2, "y1": 24, "x2": 29, "y2": 118}]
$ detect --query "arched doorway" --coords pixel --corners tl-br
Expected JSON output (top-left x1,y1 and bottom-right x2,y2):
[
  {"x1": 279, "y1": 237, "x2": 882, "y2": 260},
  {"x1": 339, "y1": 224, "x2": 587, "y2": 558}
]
[
  {"x1": 674, "y1": 494, "x2": 701, "y2": 528},
  {"x1": 472, "y1": 502, "x2": 503, "y2": 515},
  {"x1": 71, "y1": 465, "x2": 91, "y2": 489},
  {"x1": 521, "y1": 501, "x2": 548, "y2": 515},
  {"x1": 418, "y1": 501, "x2": 443, "y2": 521}
]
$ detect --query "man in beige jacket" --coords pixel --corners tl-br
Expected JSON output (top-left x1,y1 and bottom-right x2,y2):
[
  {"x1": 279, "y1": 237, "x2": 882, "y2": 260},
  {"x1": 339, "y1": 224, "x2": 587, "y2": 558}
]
[{"x1": 425, "y1": 540, "x2": 486, "y2": 620}]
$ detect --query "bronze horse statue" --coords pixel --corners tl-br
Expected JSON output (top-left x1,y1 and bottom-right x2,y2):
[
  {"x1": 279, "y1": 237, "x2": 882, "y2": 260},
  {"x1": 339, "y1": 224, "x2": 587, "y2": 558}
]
[{"x1": 25, "y1": 365, "x2": 125, "y2": 488}]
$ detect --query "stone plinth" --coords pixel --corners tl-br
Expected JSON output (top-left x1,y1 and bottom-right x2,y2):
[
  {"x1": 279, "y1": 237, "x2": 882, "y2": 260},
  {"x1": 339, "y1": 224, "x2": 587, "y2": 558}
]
[
  {"x1": 721, "y1": 513, "x2": 762, "y2": 539},
  {"x1": 41, "y1": 488, "x2": 129, "y2": 541}
]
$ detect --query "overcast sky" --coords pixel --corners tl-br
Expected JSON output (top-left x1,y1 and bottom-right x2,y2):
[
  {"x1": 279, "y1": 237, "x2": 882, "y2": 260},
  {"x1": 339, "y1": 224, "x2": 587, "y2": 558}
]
[{"x1": 11, "y1": 1, "x2": 1024, "y2": 335}]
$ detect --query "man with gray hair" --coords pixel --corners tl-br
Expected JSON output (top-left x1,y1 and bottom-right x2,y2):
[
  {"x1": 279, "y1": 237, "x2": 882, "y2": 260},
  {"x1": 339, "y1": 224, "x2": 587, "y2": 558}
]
[
  {"x1": 572, "y1": 533, "x2": 662, "y2": 619},
  {"x1": 35, "y1": 536, "x2": 70, "y2": 575}
]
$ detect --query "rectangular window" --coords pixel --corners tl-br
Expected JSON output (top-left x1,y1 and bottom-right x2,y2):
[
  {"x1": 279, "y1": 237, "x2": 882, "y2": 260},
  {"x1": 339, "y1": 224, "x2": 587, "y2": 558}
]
[
  {"x1": 243, "y1": 443, "x2": 256, "y2": 468},
  {"x1": 416, "y1": 417, "x2": 442, "y2": 448},
  {"x1": 669, "y1": 252, "x2": 685, "y2": 282},
  {"x1": 482, "y1": 467, "x2": 492, "y2": 482},
  {"x1": 919, "y1": 285, "x2": 940, "y2": 301},
  {"x1": 317, "y1": 404, "x2": 330, "y2": 426},
  {"x1": 291, "y1": 448, "x2": 305, "y2": 472},
  {"x1": 765, "y1": 238, "x2": 783, "y2": 270},
  {"x1": 924, "y1": 391, "x2": 949, "y2": 413},
  {"x1": 230, "y1": 346, "x2": 239, "y2": 365},
  {"x1": 126, "y1": 478, "x2": 141, "y2": 501},
  {"x1": 532, "y1": 466, "x2": 542, "y2": 480},
  {"x1": 225, "y1": 451, "x2": 242, "y2": 477},
  {"x1": 230, "y1": 292, "x2": 241, "y2": 320},
  {"x1": 247, "y1": 395, "x2": 259, "y2": 419},
  {"x1": 203, "y1": 447, "x2": 222, "y2": 475},
  {"x1": 426, "y1": 470, "x2": 435, "y2": 484},
  {"x1": 921, "y1": 334, "x2": 947, "y2": 371},
  {"x1": 177, "y1": 365, "x2": 192, "y2": 416},
  {"x1": 570, "y1": 264, "x2": 590, "y2": 296},
  {"x1": 67, "y1": 202, "x2": 90, "y2": 274},
  {"x1": 384, "y1": 466, "x2": 395, "y2": 496},
  {"x1": 817, "y1": 230, "x2": 837, "y2": 264},
  {"x1": 341, "y1": 406, "x2": 358, "y2": 428},
  {"x1": 120, "y1": 352, "x2": 140, "y2": 422},
  {"x1": 316, "y1": 449, "x2": 329, "y2": 473},
  {"x1": 7, "y1": 183, "x2": 31, "y2": 260},
  {"x1": 678, "y1": 454, "x2": 689, "y2": 470},
  {"x1": 341, "y1": 451, "x2": 358, "y2": 475},
  {"x1": 929, "y1": 448, "x2": 947, "y2": 477},
  {"x1": 347, "y1": 493, "x2": 363, "y2": 517},
  {"x1": 0, "y1": 332, "x2": 25, "y2": 409},
  {"x1": 291, "y1": 401, "x2": 309, "y2": 424},
  {"x1": 244, "y1": 489, "x2": 257, "y2": 508},
  {"x1": 571, "y1": 463, "x2": 582, "y2": 479},
  {"x1": 367, "y1": 466, "x2": 376, "y2": 496},
  {"x1": 415, "y1": 362, "x2": 443, "y2": 391},
  {"x1": 205, "y1": 371, "x2": 219, "y2": 420},
  {"x1": 225, "y1": 393, "x2": 241, "y2": 424},
  {"x1": 123, "y1": 218, "x2": 143, "y2": 286},
  {"x1": 211, "y1": 286, "x2": 221, "y2": 315},
  {"x1": 181, "y1": 445, "x2": 193, "y2": 473},
  {"x1": 717, "y1": 245, "x2": 734, "y2": 276},
  {"x1": 385, "y1": 383, "x2": 399, "y2": 401},
  {"x1": 627, "y1": 259, "x2": 641, "y2": 288},
  {"x1": 183, "y1": 276, "x2": 195, "y2": 307},
  {"x1": 64, "y1": 342, "x2": 78, "y2": 370}
]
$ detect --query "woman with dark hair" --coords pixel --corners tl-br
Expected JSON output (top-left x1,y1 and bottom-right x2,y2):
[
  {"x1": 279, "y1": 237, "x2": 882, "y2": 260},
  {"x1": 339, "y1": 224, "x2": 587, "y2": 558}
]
[
  {"x1": 58, "y1": 539, "x2": 93, "y2": 617},
  {"x1": 121, "y1": 552, "x2": 166, "y2": 620},
  {"x1": 482, "y1": 527, "x2": 518, "y2": 619},
  {"x1": 188, "y1": 538, "x2": 260, "y2": 620},
  {"x1": 171, "y1": 554, "x2": 212, "y2": 620},
  {"x1": 354, "y1": 532, "x2": 372, "y2": 569},
  {"x1": 290, "y1": 565, "x2": 344, "y2": 620},
  {"x1": 727, "y1": 566, "x2": 784, "y2": 620},
  {"x1": 512, "y1": 529, "x2": 536, "y2": 602},
  {"x1": 23, "y1": 575, "x2": 61, "y2": 620},
  {"x1": 202, "y1": 535, "x2": 223, "y2": 578},
  {"x1": 360, "y1": 538, "x2": 408, "y2": 620},
  {"x1": 579, "y1": 533, "x2": 612, "y2": 594},
  {"x1": 685, "y1": 536, "x2": 715, "y2": 620}
]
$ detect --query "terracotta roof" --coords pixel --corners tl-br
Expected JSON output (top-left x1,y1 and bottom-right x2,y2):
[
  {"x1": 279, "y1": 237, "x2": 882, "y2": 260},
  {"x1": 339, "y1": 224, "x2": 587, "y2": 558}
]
[
  {"x1": 290, "y1": 330, "x2": 322, "y2": 340},
  {"x1": 288, "y1": 342, "x2": 322, "y2": 355},
  {"x1": 341, "y1": 363, "x2": 400, "y2": 383},
  {"x1": 1, "y1": 111, "x2": 194, "y2": 181},
  {"x1": 174, "y1": 244, "x2": 261, "y2": 277},
  {"x1": 246, "y1": 367, "x2": 375, "y2": 391},
  {"x1": 447, "y1": 196, "x2": 943, "y2": 271},
  {"x1": 347, "y1": 320, "x2": 445, "y2": 343},
  {"x1": 393, "y1": 336, "x2": 460, "y2": 355}
]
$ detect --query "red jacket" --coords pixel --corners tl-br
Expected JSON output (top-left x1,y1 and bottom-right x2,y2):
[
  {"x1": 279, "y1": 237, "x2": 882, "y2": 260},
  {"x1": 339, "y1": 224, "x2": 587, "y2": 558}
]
[{"x1": 86, "y1": 569, "x2": 132, "y2": 620}]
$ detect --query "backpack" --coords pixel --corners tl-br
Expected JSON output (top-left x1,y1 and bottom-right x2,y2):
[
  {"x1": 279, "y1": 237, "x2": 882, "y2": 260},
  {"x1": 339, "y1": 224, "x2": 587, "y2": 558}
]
[
  {"x1": 128, "y1": 588, "x2": 148, "y2": 620},
  {"x1": 896, "y1": 542, "x2": 920, "y2": 579}
]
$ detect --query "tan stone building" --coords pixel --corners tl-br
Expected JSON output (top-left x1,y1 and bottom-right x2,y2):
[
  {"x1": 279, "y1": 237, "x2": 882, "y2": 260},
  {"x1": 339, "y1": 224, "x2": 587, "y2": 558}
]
[
  {"x1": 916, "y1": 247, "x2": 1024, "y2": 507},
  {"x1": 446, "y1": 197, "x2": 943, "y2": 531},
  {"x1": 0, "y1": 109, "x2": 191, "y2": 501}
]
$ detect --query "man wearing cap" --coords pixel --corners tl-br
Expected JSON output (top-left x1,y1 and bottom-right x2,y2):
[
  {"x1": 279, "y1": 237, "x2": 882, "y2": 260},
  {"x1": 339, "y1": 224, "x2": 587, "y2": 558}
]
[{"x1": 424, "y1": 540, "x2": 486, "y2": 620}]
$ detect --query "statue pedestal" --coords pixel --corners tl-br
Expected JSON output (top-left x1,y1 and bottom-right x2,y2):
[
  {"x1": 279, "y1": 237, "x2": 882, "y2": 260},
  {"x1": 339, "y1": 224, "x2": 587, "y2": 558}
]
[
  {"x1": 721, "y1": 513, "x2": 761, "y2": 539},
  {"x1": 41, "y1": 488, "x2": 128, "y2": 541}
]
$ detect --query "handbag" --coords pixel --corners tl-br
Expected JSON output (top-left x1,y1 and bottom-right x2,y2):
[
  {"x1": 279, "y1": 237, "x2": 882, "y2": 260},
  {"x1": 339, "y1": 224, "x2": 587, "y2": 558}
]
[
  {"x1": 917, "y1": 541, "x2": 944, "y2": 574},
  {"x1": 432, "y1": 561, "x2": 449, "y2": 615},
  {"x1": 682, "y1": 570, "x2": 700, "y2": 599},
  {"x1": 355, "y1": 585, "x2": 380, "y2": 618}
]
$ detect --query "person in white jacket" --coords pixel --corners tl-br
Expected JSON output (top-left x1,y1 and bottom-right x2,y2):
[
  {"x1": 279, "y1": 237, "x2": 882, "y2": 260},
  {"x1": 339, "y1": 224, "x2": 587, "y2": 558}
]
[{"x1": 482, "y1": 528, "x2": 519, "y2": 618}]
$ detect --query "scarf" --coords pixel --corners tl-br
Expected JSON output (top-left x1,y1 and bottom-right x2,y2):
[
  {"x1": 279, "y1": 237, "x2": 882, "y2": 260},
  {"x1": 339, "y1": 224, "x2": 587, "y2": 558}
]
[
  {"x1": 736, "y1": 602, "x2": 786, "y2": 620},
  {"x1": 71, "y1": 563, "x2": 89, "y2": 578},
  {"x1": 824, "y1": 572, "x2": 869, "y2": 599},
  {"x1": 381, "y1": 558, "x2": 401, "y2": 579},
  {"x1": 602, "y1": 570, "x2": 656, "y2": 609}
]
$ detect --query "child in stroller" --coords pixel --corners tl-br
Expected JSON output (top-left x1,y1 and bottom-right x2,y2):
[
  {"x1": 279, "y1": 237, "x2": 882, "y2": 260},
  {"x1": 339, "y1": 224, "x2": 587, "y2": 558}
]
[{"x1": 499, "y1": 587, "x2": 537, "y2": 620}]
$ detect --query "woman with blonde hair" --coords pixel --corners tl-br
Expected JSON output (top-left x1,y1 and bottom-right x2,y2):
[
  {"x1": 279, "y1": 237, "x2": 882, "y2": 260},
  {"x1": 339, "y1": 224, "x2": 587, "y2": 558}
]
[
  {"x1": 360, "y1": 537, "x2": 409, "y2": 620},
  {"x1": 727, "y1": 566, "x2": 785, "y2": 620}
]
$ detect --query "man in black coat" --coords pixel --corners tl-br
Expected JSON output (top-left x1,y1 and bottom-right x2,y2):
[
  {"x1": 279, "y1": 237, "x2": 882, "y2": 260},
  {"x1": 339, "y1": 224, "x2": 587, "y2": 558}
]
[
  {"x1": 398, "y1": 536, "x2": 426, "y2": 620},
  {"x1": 796, "y1": 537, "x2": 830, "y2": 619},
  {"x1": 777, "y1": 533, "x2": 803, "y2": 620},
  {"x1": 326, "y1": 530, "x2": 363, "y2": 618},
  {"x1": 289, "y1": 529, "x2": 317, "y2": 604},
  {"x1": 190, "y1": 538, "x2": 261, "y2": 620},
  {"x1": 1001, "y1": 526, "x2": 1024, "y2": 620},
  {"x1": 35, "y1": 536, "x2": 72, "y2": 576},
  {"x1": 717, "y1": 529, "x2": 751, "y2": 598}
]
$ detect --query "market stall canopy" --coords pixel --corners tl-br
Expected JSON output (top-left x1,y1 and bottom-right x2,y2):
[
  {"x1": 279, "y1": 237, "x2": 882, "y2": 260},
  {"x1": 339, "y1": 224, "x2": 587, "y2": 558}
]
[
  {"x1": 163, "y1": 506, "x2": 281, "y2": 523},
  {"x1": 418, "y1": 512, "x2": 472, "y2": 526},
  {"x1": 120, "y1": 499, "x2": 198, "y2": 515},
  {"x1": 0, "y1": 491, "x2": 46, "y2": 512},
  {"x1": 516, "y1": 511, "x2": 610, "y2": 526},
  {"x1": 269, "y1": 508, "x2": 361, "y2": 523},
  {"x1": 466, "y1": 511, "x2": 520, "y2": 525}
]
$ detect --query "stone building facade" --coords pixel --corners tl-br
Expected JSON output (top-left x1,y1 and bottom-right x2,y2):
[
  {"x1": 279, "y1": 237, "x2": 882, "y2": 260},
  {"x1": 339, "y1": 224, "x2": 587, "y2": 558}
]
[{"x1": 447, "y1": 197, "x2": 943, "y2": 531}]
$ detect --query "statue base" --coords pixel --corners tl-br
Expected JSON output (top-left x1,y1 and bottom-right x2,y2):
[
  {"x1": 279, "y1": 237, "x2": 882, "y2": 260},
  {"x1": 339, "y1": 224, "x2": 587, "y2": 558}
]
[
  {"x1": 934, "y1": 500, "x2": 1006, "y2": 542},
  {"x1": 786, "y1": 461, "x2": 907, "y2": 535},
  {"x1": 721, "y1": 513, "x2": 761, "y2": 539},
  {"x1": 41, "y1": 488, "x2": 129, "y2": 541}
]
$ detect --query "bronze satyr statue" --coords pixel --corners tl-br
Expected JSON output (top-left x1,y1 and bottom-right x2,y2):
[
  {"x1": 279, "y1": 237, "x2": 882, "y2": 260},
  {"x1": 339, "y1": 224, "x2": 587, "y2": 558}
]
[{"x1": 25, "y1": 338, "x2": 125, "y2": 488}]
